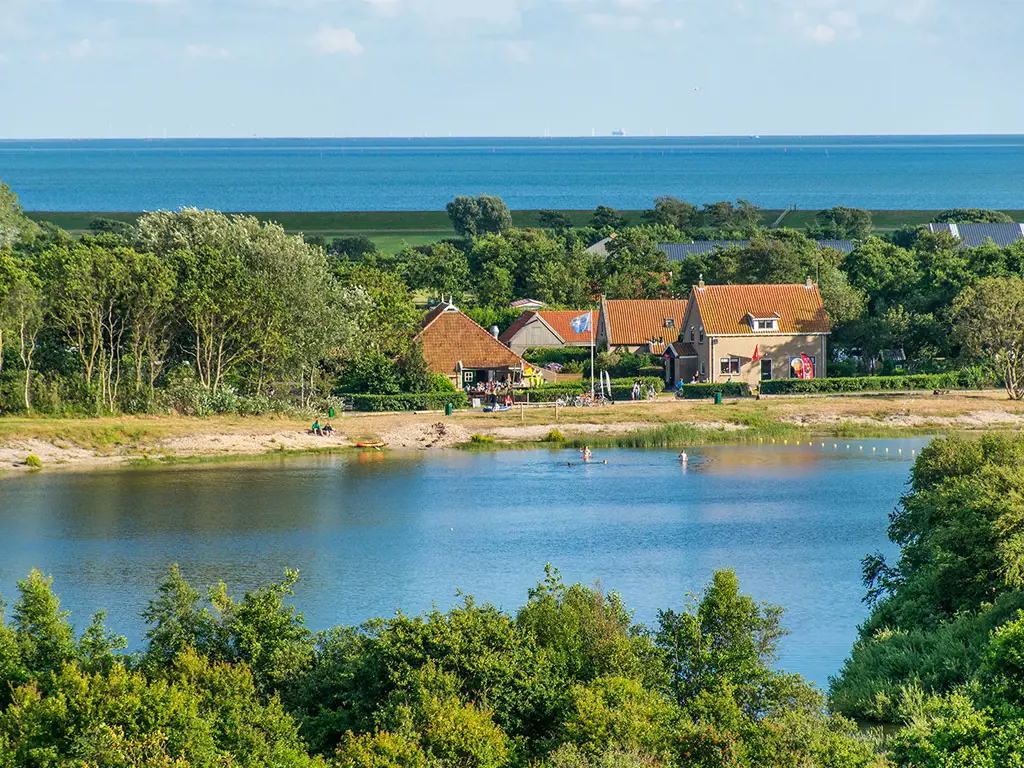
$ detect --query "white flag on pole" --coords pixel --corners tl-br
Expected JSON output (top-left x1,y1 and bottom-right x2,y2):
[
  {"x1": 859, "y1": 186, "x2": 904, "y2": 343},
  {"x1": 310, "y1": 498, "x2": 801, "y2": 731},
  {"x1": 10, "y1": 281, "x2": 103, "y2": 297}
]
[{"x1": 570, "y1": 312, "x2": 592, "y2": 334}]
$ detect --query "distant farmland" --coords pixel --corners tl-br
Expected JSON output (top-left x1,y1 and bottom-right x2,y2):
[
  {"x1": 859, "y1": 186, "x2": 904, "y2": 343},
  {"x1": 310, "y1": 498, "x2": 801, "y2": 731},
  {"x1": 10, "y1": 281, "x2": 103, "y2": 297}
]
[{"x1": 26, "y1": 209, "x2": 1024, "y2": 254}]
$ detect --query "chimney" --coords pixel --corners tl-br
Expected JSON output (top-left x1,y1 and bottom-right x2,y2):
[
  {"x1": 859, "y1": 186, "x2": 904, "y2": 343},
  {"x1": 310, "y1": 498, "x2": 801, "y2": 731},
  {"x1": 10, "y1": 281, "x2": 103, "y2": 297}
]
[
  {"x1": 697, "y1": 273, "x2": 705, "y2": 289},
  {"x1": 805, "y1": 276, "x2": 813, "y2": 288},
  {"x1": 491, "y1": 325, "x2": 500, "y2": 339}
]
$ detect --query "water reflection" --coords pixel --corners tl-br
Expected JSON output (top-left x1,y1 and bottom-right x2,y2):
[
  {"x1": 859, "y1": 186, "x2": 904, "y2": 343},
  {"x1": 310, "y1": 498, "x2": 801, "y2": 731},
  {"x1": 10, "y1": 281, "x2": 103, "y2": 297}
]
[{"x1": 0, "y1": 440, "x2": 928, "y2": 685}]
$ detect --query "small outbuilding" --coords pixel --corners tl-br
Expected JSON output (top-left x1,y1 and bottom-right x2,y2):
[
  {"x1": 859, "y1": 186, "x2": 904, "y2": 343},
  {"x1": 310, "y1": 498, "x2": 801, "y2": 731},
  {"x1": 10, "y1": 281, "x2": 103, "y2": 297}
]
[
  {"x1": 499, "y1": 310, "x2": 597, "y2": 355},
  {"x1": 414, "y1": 302, "x2": 530, "y2": 389}
]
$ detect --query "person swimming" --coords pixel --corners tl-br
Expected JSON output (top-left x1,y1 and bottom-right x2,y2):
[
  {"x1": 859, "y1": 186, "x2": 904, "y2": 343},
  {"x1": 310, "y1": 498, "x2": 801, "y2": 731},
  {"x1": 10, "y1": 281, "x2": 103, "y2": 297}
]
[
  {"x1": 581, "y1": 446, "x2": 592, "y2": 462},
  {"x1": 679, "y1": 449, "x2": 688, "y2": 463}
]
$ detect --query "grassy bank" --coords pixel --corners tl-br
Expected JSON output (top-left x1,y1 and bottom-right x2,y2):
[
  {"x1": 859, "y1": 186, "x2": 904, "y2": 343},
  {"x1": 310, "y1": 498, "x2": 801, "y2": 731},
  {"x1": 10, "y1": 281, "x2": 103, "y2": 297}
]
[{"x1": 2, "y1": 392, "x2": 1021, "y2": 473}]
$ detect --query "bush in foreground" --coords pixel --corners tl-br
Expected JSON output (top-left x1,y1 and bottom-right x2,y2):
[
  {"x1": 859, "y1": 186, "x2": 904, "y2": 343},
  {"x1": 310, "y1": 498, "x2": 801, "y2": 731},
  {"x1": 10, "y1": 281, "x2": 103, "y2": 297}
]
[{"x1": 0, "y1": 567, "x2": 874, "y2": 767}]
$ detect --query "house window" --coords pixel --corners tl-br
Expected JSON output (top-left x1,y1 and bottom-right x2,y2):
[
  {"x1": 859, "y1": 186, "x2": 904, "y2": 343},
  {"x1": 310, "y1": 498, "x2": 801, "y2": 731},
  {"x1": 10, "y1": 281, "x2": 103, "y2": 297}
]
[
  {"x1": 700, "y1": 361, "x2": 706, "y2": 376},
  {"x1": 689, "y1": 327, "x2": 695, "y2": 343},
  {"x1": 760, "y1": 359, "x2": 773, "y2": 381},
  {"x1": 752, "y1": 318, "x2": 778, "y2": 332},
  {"x1": 720, "y1": 357, "x2": 740, "y2": 375},
  {"x1": 664, "y1": 318, "x2": 675, "y2": 329},
  {"x1": 698, "y1": 327, "x2": 705, "y2": 344}
]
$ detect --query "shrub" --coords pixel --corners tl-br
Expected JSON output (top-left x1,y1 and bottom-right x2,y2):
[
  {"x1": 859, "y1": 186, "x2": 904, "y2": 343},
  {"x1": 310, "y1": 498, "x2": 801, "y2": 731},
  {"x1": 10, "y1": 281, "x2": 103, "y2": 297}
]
[
  {"x1": 470, "y1": 434, "x2": 494, "y2": 444},
  {"x1": 429, "y1": 373, "x2": 458, "y2": 392},
  {"x1": 24, "y1": 454, "x2": 42, "y2": 469},
  {"x1": 544, "y1": 429, "x2": 567, "y2": 442},
  {"x1": 340, "y1": 393, "x2": 470, "y2": 412},
  {"x1": 523, "y1": 347, "x2": 593, "y2": 367},
  {"x1": 760, "y1": 370, "x2": 995, "y2": 395},
  {"x1": 678, "y1": 382, "x2": 751, "y2": 399}
]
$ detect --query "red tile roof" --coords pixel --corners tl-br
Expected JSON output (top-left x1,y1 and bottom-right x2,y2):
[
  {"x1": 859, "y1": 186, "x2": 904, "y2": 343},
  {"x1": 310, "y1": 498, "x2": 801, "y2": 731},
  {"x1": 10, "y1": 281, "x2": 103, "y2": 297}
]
[
  {"x1": 415, "y1": 304, "x2": 526, "y2": 373},
  {"x1": 538, "y1": 310, "x2": 597, "y2": 343},
  {"x1": 691, "y1": 283, "x2": 829, "y2": 336},
  {"x1": 604, "y1": 299, "x2": 688, "y2": 346}
]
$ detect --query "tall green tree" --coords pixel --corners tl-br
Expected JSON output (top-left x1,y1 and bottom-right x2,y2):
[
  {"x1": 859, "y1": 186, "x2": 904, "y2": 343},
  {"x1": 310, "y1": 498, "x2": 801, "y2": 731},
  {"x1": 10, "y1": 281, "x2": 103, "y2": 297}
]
[{"x1": 953, "y1": 276, "x2": 1024, "y2": 399}]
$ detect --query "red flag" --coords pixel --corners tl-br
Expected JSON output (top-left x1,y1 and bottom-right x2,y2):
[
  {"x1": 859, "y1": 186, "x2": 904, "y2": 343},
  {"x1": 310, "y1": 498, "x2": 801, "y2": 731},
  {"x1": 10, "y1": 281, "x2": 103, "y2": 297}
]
[
  {"x1": 751, "y1": 345, "x2": 761, "y2": 362},
  {"x1": 800, "y1": 353, "x2": 815, "y2": 380}
]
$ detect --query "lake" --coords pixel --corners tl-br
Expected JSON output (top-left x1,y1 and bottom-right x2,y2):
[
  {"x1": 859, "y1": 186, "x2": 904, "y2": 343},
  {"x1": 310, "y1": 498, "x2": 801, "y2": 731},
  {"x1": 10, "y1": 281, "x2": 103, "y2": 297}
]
[
  {"x1": 2, "y1": 135, "x2": 1023, "y2": 211},
  {"x1": 0, "y1": 441, "x2": 923, "y2": 686}
]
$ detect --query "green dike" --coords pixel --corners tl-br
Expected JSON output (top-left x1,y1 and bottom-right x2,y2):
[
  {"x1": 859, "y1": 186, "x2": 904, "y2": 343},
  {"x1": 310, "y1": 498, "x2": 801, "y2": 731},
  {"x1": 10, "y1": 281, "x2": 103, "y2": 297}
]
[{"x1": 26, "y1": 209, "x2": 1024, "y2": 255}]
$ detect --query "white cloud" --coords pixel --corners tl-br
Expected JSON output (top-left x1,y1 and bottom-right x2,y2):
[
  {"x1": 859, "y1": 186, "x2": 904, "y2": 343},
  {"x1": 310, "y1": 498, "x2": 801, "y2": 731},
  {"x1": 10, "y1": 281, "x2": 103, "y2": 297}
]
[
  {"x1": 185, "y1": 43, "x2": 229, "y2": 59},
  {"x1": 504, "y1": 39, "x2": 532, "y2": 63},
  {"x1": 68, "y1": 38, "x2": 93, "y2": 58},
  {"x1": 808, "y1": 23, "x2": 835, "y2": 42},
  {"x1": 309, "y1": 25, "x2": 364, "y2": 55}
]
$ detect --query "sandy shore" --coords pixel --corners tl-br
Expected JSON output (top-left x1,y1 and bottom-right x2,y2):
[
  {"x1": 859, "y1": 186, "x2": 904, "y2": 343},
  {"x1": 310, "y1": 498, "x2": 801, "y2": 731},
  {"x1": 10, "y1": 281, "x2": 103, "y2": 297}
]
[{"x1": 1, "y1": 391, "x2": 1022, "y2": 474}]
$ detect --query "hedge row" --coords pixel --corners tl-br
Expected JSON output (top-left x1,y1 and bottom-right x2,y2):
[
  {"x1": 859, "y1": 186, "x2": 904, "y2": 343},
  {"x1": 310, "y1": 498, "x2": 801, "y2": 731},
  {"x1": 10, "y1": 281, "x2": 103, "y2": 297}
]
[
  {"x1": 760, "y1": 370, "x2": 994, "y2": 395},
  {"x1": 341, "y1": 392, "x2": 469, "y2": 412},
  {"x1": 678, "y1": 382, "x2": 751, "y2": 399},
  {"x1": 526, "y1": 377, "x2": 666, "y2": 402}
]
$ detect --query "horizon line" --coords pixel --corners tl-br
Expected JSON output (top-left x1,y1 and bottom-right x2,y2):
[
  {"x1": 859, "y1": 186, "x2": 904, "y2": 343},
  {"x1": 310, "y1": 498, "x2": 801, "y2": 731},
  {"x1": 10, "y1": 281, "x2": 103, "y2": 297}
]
[{"x1": 3, "y1": 132, "x2": 1024, "y2": 142}]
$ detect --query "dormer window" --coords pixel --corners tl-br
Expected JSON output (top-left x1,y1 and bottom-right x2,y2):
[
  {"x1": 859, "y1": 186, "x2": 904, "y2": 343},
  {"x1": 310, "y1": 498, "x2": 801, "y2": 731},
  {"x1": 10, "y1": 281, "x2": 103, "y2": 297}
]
[
  {"x1": 664, "y1": 318, "x2": 675, "y2": 329},
  {"x1": 751, "y1": 317, "x2": 778, "y2": 332}
]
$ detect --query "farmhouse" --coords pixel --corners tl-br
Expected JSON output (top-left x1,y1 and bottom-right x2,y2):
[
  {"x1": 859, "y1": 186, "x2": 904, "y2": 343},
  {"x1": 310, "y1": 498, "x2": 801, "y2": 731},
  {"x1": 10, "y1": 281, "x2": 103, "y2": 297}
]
[
  {"x1": 668, "y1": 279, "x2": 829, "y2": 388},
  {"x1": 499, "y1": 310, "x2": 597, "y2": 355},
  {"x1": 596, "y1": 297, "x2": 688, "y2": 355},
  {"x1": 414, "y1": 302, "x2": 530, "y2": 389}
]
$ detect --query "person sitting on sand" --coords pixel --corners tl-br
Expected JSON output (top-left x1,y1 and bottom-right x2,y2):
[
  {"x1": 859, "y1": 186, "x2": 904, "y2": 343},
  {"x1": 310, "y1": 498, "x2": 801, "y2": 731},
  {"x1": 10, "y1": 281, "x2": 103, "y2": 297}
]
[
  {"x1": 322, "y1": 423, "x2": 335, "y2": 436},
  {"x1": 311, "y1": 420, "x2": 322, "y2": 436}
]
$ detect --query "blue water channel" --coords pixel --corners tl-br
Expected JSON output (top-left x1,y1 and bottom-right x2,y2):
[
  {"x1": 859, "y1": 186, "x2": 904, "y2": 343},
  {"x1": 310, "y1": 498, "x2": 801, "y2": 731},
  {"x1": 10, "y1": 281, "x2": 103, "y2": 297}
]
[{"x1": 0, "y1": 440, "x2": 925, "y2": 686}]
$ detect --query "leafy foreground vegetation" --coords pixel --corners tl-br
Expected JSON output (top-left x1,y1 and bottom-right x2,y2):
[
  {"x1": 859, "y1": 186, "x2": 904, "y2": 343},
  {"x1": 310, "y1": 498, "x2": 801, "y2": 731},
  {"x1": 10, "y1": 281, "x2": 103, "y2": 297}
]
[
  {"x1": 0, "y1": 567, "x2": 877, "y2": 767},
  {"x1": 831, "y1": 434, "x2": 1024, "y2": 764}
]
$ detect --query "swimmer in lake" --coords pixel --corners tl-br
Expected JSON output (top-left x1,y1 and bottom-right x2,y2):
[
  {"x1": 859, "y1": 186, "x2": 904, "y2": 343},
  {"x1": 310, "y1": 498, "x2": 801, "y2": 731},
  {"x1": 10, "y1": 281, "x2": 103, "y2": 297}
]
[
  {"x1": 679, "y1": 450, "x2": 688, "y2": 463},
  {"x1": 581, "y1": 446, "x2": 592, "y2": 462}
]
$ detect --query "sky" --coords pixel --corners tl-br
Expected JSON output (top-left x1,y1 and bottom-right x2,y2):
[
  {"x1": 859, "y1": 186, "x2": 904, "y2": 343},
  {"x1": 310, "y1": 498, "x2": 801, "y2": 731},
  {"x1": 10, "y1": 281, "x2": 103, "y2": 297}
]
[{"x1": 0, "y1": 0, "x2": 1021, "y2": 138}]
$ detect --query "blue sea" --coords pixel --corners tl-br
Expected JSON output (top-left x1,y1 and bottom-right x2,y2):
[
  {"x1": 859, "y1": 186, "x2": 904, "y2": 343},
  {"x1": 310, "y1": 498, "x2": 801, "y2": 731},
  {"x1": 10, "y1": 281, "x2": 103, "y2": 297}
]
[{"x1": 1, "y1": 135, "x2": 1023, "y2": 211}]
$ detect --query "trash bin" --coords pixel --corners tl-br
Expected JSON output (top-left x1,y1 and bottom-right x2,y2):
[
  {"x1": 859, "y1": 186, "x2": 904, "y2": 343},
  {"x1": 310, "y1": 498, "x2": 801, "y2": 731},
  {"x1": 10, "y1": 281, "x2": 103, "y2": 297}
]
[
  {"x1": 445, "y1": 402, "x2": 454, "y2": 416},
  {"x1": 713, "y1": 391, "x2": 723, "y2": 405},
  {"x1": 328, "y1": 407, "x2": 336, "y2": 419}
]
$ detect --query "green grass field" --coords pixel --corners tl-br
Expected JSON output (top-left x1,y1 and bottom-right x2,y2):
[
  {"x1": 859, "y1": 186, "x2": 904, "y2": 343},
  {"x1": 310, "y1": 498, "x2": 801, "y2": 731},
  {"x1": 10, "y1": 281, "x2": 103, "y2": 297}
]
[{"x1": 26, "y1": 208, "x2": 1024, "y2": 254}]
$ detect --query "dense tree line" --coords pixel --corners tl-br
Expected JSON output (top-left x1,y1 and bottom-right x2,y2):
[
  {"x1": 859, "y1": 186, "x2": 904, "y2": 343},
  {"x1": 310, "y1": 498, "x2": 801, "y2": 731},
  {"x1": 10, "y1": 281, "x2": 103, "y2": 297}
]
[
  {"x1": 830, "y1": 434, "x2": 1024, "y2": 764},
  {"x1": 0, "y1": 566, "x2": 874, "y2": 767},
  {"x1": 4, "y1": 175, "x2": 1024, "y2": 412}
]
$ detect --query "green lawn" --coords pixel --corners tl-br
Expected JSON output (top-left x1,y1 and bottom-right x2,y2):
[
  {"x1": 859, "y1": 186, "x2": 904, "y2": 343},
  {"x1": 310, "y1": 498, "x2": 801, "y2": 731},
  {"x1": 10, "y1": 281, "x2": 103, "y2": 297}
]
[{"x1": 25, "y1": 208, "x2": 1024, "y2": 253}]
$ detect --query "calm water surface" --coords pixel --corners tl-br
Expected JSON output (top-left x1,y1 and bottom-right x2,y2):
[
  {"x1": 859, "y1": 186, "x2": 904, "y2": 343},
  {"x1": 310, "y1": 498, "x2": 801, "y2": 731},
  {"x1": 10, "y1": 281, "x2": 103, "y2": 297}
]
[
  {"x1": 0, "y1": 441, "x2": 924, "y2": 685},
  {"x1": 2, "y1": 136, "x2": 1023, "y2": 211}
]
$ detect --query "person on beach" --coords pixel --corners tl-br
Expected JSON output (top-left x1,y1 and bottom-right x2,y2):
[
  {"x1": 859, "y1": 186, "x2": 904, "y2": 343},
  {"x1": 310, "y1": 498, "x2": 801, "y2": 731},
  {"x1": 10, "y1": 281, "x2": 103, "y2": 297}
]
[
  {"x1": 322, "y1": 423, "x2": 335, "y2": 436},
  {"x1": 311, "y1": 420, "x2": 322, "y2": 436}
]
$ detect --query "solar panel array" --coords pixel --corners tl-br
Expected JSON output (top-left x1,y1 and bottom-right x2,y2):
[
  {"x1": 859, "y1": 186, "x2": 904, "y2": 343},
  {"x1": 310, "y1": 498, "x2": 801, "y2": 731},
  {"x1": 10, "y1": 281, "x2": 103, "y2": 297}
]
[
  {"x1": 657, "y1": 239, "x2": 855, "y2": 262},
  {"x1": 926, "y1": 223, "x2": 1024, "y2": 248}
]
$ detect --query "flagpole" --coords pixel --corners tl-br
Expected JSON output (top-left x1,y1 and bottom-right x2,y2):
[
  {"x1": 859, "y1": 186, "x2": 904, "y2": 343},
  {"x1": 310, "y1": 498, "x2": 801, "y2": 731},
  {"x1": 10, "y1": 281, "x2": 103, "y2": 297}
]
[{"x1": 590, "y1": 326, "x2": 595, "y2": 399}]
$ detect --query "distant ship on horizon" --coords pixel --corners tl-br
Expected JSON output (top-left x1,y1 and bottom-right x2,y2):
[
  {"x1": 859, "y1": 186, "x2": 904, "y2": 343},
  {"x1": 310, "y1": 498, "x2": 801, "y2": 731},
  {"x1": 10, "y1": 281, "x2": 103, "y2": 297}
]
[{"x1": 612, "y1": 129, "x2": 625, "y2": 136}]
